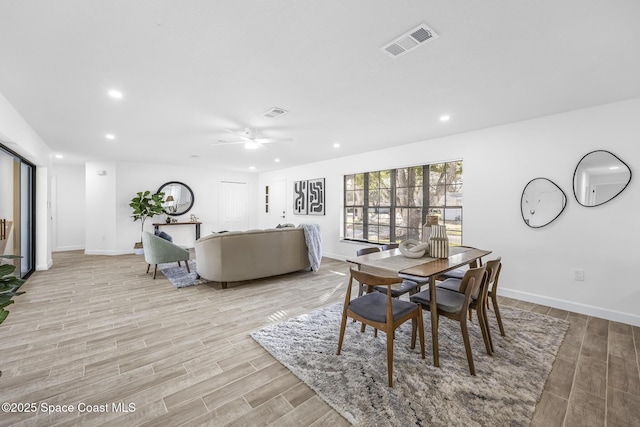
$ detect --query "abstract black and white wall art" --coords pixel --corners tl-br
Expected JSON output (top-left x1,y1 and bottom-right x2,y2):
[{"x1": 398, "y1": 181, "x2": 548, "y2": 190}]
[
  {"x1": 307, "y1": 178, "x2": 325, "y2": 215},
  {"x1": 293, "y1": 178, "x2": 325, "y2": 215},
  {"x1": 293, "y1": 180, "x2": 308, "y2": 215}
]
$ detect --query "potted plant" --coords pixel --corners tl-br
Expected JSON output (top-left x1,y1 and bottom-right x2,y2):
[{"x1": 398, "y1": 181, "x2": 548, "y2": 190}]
[
  {"x1": 129, "y1": 190, "x2": 165, "y2": 254},
  {"x1": 0, "y1": 255, "x2": 25, "y2": 325},
  {"x1": 0, "y1": 255, "x2": 25, "y2": 377}
]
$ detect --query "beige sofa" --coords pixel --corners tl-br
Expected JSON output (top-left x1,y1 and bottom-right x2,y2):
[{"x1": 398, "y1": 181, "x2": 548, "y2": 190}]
[{"x1": 194, "y1": 227, "x2": 311, "y2": 288}]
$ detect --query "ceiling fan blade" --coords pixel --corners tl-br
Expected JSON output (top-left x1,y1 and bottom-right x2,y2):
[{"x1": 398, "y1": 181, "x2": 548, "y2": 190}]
[
  {"x1": 253, "y1": 138, "x2": 293, "y2": 144},
  {"x1": 224, "y1": 129, "x2": 252, "y2": 141},
  {"x1": 211, "y1": 139, "x2": 246, "y2": 146}
]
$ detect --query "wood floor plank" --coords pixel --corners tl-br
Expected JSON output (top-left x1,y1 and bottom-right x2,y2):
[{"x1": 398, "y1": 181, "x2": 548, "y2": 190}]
[
  {"x1": 573, "y1": 355, "x2": 606, "y2": 398},
  {"x1": 544, "y1": 356, "x2": 576, "y2": 399},
  {"x1": 201, "y1": 363, "x2": 290, "y2": 411},
  {"x1": 608, "y1": 330, "x2": 637, "y2": 361},
  {"x1": 564, "y1": 388, "x2": 605, "y2": 427},
  {"x1": 223, "y1": 395, "x2": 293, "y2": 427},
  {"x1": 608, "y1": 354, "x2": 640, "y2": 396},
  {"x1": 607, "y1": 386, "x2": 640, "y2": 427},
  {"x1": 530, "y1": 391, "x2": 568, "y2": 427}
]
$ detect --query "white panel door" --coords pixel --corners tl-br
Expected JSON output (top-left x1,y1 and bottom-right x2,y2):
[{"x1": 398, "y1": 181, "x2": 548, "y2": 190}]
[
  {"x1": 268, "y1": 179, "x2": 287, "y2": 226},
  {"x1": 219, "y1": 181, "x2": 248, "y2": 231}
]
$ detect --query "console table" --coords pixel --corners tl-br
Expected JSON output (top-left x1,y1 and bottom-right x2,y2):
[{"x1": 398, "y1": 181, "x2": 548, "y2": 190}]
[{"x1": 153, "y1": 222, "x2": 202, "y2": 240}]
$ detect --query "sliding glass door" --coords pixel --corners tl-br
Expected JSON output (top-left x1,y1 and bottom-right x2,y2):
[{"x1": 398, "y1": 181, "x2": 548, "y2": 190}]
[{"x1": 0, "y1": 143, "x2": 35, "y2": 278}]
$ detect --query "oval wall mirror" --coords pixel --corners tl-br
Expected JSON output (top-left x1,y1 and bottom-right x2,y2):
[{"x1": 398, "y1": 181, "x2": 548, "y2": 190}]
[
  {"x1": 573, "y1": 150, "x2": 632, "y2": 207},
  {"x1": 521, "y1": 178, "x2": 567, "y2": 228},
  {"x1": 157, "y1": 181, "x2": 195, "y2": 216}
]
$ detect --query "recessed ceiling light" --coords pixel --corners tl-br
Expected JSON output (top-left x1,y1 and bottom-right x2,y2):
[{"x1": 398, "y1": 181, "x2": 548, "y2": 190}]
[
  {"x1": 105, "y1": 134, "x2": 115, "y2": 140},
  {"x1": 55, "y1": 154, "x2": 63, "y2": 159},
  {"x1": 244, "y1": 142, "x2": 260, "y2": 150},
  {"x1": 274, "y1": 158, "x2": 280, "y2": 163},
  {"x1": 333, "y1": 143, "x2": 340, "y2": 148},
  {"x1": 108, "y1": 90, "x2": 123, "y2": 99},
  {"x1": 249, "y1": 166, "x2": 256, "y2": 170},
  {"x1": 439, "y1": 115, "x2": 451, "y2": 122}
]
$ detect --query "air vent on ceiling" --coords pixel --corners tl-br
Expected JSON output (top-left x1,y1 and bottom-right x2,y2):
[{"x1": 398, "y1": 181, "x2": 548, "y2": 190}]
[
  {"x1": 263, "y1": 107, "x2": 289, "y2": 119},
  {"x1": 382, "y1": 23, "x2": 439, "y2": 58}
]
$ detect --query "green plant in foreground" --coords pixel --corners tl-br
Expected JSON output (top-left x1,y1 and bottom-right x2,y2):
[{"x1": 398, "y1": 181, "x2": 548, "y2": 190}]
[
  {"x1": 0, "y1": 255, "x2": 25, "y2": 325},
  {"x1": 129, "y1": 190, "x2": 165, "y2": 243}
]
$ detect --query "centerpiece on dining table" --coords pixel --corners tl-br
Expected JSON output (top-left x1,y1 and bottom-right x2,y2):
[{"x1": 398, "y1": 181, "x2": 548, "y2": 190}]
[{"x1": 399, "y1": 224, "x2": 449, "y2": 259}]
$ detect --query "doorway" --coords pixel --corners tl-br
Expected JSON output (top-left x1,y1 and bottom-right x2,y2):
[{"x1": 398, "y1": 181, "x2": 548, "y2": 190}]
[
  {"x1": 268, "y1": 179, "x2": 287, "y2": 227},
  {"x1": 0, "y1": 143, "x2": 35, "y2": 278},
  {"x1": 219, "y1": 181, "x2": 248, "y2": 232}
]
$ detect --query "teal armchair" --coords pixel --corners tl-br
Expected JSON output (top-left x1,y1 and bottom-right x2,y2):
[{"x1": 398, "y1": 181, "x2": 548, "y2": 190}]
[{"x1": 141, "y1": 231, "x2": 190, "y2": 279}]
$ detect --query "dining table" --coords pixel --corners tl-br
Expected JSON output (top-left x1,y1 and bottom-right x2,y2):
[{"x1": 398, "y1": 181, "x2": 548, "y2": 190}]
[{"x1": 347, "y1": 246, "x2": 492, "y2": 367}]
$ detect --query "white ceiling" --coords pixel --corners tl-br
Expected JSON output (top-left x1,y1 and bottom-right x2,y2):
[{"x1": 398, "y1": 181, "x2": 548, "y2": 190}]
[{"x1": 1, "y1": 1, "x2": 640, "y2": 172}]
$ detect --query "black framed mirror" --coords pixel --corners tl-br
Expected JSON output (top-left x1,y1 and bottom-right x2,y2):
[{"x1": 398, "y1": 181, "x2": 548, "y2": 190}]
[
  {"x1": 521, "y1": 178, "x2": 567, "y2": 228},
  {"x1": 157, "y1": 181, "x2": 194, "y2": 216},
  {"x1": 573, "y1": 150, "x2": 632, "y2": 207}
]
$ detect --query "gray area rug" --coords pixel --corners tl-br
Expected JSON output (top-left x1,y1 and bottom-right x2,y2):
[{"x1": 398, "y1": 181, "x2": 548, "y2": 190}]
[
  {"x1": 158, "y1": 260, "x2": 210, "y2": 288},
  {"x1": 251, "y1": 302, "x2": 569, "y2": 427}
]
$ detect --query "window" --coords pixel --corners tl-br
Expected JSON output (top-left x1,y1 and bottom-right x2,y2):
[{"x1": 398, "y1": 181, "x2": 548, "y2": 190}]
[{"x1": 344, "y1": 160, "x2": 462, "y2": 245}]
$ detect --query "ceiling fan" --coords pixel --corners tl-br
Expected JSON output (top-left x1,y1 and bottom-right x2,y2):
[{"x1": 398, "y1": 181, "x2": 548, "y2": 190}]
[{"x1": 213, "y1": 127, "x2": 293, "y2": 150}]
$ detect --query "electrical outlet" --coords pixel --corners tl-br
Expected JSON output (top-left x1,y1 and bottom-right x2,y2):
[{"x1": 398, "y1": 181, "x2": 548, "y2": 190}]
[{"x1": 574, "y1": 269, "x2": 584, "y2": 281}]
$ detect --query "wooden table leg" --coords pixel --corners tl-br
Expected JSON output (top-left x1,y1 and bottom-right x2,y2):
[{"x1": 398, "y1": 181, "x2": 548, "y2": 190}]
[{"x1": 429, "y1": 274, "x2": 439, "y2": 367}]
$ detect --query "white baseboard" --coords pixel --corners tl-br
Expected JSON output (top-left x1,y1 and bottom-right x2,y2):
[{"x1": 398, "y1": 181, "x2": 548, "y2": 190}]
[
  {"x1": 84, "y1": 249, "x2": 136, "y2": 256},
  {"x1": 54, "y1": 245, "x2": 85, "y2": 252},
  {"x1": 36, "y1": 259, "x2": 53, "y2": 271},
  {"x1": 324, "y1": 252, "x2": 347, "y2": 262},
  {"x1": 499, "y1": 288, "x2": 640, "y2": 327}
]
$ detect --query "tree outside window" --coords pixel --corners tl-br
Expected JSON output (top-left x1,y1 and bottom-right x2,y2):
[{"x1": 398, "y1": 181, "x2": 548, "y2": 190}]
[{"x1": 344, "y1": 160, "x2": 462, "y2": 245}]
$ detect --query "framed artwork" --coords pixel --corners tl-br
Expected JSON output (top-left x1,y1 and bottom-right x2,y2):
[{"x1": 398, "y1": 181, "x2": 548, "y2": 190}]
[
  {"x1": 293, "y1": 180, "x2": 308, "y2": 215},
  {"x1": 307, "y1": 178, "x2": 325, "y2": 215},
  {"x1": 293, "y1": 178, "x2": 325, "y2": 215}
]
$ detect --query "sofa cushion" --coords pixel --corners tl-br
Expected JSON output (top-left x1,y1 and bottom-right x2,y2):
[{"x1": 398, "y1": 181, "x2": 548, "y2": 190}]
[{"x1": 154, "y1": 230, "x2": 173, "y2": 242}]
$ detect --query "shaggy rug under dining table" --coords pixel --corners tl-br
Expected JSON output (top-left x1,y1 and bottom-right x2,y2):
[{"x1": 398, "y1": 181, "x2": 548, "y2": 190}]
[{"x1": 251, "y1": 302, "x2": 569, "y2": 427}]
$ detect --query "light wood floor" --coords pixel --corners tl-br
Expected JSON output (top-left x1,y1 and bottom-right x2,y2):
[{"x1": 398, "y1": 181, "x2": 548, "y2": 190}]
[{"x1": 1, "y1": 251, "x2": 639, "y2": 426}]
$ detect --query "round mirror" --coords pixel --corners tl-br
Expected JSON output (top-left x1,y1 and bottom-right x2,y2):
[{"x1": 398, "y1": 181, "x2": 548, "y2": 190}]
[
  {"x1": 573, "y1": 150, "x2": 632, "y2": 207},
  {"x1": 521, "y1": 178, "x2": 567, "y2": 228},
  {"x1": 157, "y1": 181, "x2": 194, "y2": 216}
]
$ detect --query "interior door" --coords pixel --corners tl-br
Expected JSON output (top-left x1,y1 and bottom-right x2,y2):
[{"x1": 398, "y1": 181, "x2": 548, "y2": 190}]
[
  {"x1": 268, "y1": 179, "x2": 287, "y2": 226},
  {"x1": 219, "y1": 181, "x2": 248, "y2": 231}
]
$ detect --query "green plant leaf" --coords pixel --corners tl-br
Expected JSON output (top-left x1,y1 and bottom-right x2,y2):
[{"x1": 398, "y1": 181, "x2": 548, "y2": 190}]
[
  {"x1": 0, "y1": 297, "x2": 15, "y2": 308},
  {"x1": 0, "y1": 264, "x2": 16, "y2": 277},
  {"x1": 0, "y1": 308, "x2": 8, "y2": 324}
]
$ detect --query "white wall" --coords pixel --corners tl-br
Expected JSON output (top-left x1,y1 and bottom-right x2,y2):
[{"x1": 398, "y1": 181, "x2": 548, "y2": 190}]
[
  {"x1": 85, "y1": 161, "x2": 118, "y2": 254},
  {"x1": 0, "y1": 92, "x2": 52, "y2": 270},
  {"x1": 76, "y1": 161, "x2": 257, "y2": 253},
  {"x1": 259, "y1": 98, "x2": 640, "y2": 326}
]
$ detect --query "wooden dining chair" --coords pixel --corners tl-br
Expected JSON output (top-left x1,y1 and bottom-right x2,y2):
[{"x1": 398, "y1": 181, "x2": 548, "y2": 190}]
[
  {"x1": 380, "y1": 242, "x2": 429, "y2": 293},
  {"x1": 410, "y1": 265, "x2": 488, "y2": 375},
  {"x1": 435, "y1": 246, "x2": 482, "y2": 281},
  {"x1": 355, "y1": 247, "x2": 382, "y2": 297},
  {"x1": 437, "y1": 258, "x2": 501, "y2": 353},
  {"x1": 358, "y1": 245, "x2": 421, "y2": 298},
  {"x1": 353, "y1": 246, "x2": 420, "y2": 335},
  {"x1": 486, "y1": 258, "x2": 505, "y2": 336},
  {"x1": 337, "y1": 269, "x2": 425, "y2": 387},
  {"x1": 438, "y1": 257, "x2": 504, "y2": 338}
]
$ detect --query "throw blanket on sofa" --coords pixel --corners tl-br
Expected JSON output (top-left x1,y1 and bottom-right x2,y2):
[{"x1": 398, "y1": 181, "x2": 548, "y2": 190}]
[{"x1": 301, "y1": 223, "x2": 322, "y2": 272}]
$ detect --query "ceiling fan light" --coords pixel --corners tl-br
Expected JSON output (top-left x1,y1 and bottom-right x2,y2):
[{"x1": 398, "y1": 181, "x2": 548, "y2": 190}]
[{"x1": 244, "y1": 141, "x2": 260, "y2": 150}]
